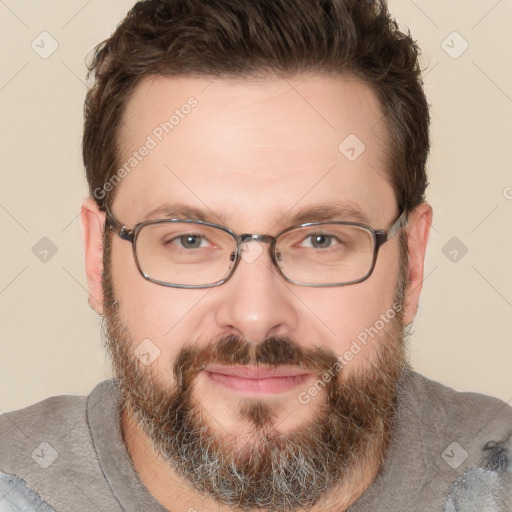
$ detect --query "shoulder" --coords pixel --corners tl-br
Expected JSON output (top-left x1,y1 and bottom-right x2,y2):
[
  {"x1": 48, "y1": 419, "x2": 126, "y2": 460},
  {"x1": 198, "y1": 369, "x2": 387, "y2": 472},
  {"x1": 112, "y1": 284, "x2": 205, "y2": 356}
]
[
  {"x1": 0, "y1": 392, "x2": 90, "y2": 473},
  {"x1": 0, "y1": 392, "x2": 88, "y2": 434},
  {"x1": 0, "y1": 380, "x2": 119, "y2": 447},
  {"x1": 403, "y1": 372, "x2": 512, "y2": 511},
  {"x1": 0, "y1": 381, "x2": 122, "y2": 511},
  {"x1": 404, "y1": 371, "x2": 512, "y2": 441}
]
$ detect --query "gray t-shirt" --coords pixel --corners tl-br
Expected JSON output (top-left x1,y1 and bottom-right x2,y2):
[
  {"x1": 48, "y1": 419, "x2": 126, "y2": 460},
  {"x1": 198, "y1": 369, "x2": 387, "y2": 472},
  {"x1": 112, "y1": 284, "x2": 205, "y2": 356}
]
[{"x1": 0, "y1": 371, "x2": 511, "y2": 511}]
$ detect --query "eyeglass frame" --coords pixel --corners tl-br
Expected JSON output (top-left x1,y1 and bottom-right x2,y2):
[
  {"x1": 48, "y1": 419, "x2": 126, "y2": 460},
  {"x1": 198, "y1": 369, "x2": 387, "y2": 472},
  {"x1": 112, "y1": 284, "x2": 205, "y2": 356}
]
[{"x1": 105, "y1": 205, "x2": 408, "y2": 289}]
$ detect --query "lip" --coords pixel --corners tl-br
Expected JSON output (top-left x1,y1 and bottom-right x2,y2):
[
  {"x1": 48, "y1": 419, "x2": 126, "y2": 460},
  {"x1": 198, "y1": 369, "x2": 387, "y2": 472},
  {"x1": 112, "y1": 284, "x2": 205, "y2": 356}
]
[{"x1": 203, "y1": 365, "x2": 312, "y2": 394}]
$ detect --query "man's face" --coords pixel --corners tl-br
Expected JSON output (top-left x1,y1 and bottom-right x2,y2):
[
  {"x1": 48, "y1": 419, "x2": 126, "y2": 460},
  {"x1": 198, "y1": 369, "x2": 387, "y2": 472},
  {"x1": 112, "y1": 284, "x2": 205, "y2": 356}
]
[{"x1": 101, "y1": 74, "x2": 410, "y2": 509}]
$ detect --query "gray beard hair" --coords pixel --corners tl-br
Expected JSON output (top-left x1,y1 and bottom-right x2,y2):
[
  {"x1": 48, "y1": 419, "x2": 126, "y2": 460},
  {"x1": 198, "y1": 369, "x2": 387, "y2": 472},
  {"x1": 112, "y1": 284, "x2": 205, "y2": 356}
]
[{"x1": 102, "y1": 315, "x2": 410, "y2": 511}]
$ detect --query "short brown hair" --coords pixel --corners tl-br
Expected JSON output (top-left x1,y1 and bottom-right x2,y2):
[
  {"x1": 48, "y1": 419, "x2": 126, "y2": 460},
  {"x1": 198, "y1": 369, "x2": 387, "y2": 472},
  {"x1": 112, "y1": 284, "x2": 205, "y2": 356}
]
[{"x1": 83, "y1": 0, "x2": 429, "y2": 213}]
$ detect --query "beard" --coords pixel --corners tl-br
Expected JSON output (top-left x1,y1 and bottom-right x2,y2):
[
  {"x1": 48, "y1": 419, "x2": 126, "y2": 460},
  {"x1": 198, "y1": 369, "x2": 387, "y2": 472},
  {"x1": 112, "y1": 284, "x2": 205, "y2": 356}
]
[{"x1": 100, "y1": 229, "x2": 411, "y2": 512}]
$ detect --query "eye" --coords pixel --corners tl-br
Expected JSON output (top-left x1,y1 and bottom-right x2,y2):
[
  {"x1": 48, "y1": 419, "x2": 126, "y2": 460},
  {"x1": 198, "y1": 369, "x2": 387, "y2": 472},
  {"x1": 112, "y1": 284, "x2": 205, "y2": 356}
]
[
  {"x1": 169, "y1": 233, "x2": 210, "y2": 249},
  {"x1": 300, "y1": 233, "x2": 340, "y2": 249}
]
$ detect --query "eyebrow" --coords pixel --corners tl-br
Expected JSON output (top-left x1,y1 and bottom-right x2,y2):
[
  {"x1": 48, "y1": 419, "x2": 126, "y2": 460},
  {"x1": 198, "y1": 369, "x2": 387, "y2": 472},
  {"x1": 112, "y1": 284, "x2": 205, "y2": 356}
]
[
  {"x1": 280, "y1": 202, "x2": 370, "y2": 226},
  {"x1": 139, "y1": 200, "x2": 371, "y2": 228},
  {"x1": 140, "y1": 204, "x2": 229, "y2": 224}
]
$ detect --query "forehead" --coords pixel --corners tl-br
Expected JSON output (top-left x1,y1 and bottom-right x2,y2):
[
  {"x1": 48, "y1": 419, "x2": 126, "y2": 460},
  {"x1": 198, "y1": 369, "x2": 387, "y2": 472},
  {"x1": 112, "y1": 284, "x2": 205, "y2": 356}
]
[{"x1": 115, "y1": 73, "x2": 396, "y2": 229}]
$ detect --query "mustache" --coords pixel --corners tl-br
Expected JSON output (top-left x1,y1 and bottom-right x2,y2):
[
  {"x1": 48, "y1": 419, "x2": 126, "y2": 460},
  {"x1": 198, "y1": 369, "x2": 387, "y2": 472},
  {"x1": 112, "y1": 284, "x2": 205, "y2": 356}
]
[{"x1": 173, "y1": 334, "x2": 340, "y2": 390}]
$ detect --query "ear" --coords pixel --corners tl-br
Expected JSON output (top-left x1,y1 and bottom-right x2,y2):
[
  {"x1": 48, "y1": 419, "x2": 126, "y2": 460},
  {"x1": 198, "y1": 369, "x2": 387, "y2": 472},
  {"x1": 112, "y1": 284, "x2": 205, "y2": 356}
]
[
  {"x1": 403, "y1": 202, "x2": 433, "y2": 325},
  {"x1": 80, "y1": 198, "x2": 106, "y2": 315}
]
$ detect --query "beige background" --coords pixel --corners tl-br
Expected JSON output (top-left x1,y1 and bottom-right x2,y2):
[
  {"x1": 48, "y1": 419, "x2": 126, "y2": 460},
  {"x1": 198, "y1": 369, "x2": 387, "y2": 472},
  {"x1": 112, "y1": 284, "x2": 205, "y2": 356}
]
[{"x1": 0, "y1": 0, "x2": 511, "y2": 412}]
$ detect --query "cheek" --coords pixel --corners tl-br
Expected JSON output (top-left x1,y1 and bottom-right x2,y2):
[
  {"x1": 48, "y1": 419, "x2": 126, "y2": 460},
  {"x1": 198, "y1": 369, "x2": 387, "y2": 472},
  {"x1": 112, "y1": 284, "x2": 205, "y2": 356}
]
[
  {"x1": 110, "y1": 242, "x2": 209, "y2": 372},
  {"x1": 299, "y1": 246, "x2": 401, "y2": 363}
]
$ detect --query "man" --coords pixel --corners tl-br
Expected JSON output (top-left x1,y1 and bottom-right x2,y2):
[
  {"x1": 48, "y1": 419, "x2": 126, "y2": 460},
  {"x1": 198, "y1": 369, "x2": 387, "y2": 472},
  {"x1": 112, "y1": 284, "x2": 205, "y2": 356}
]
[{"x1": 1, "y1": 0, "x2": 511, "y2": 511}]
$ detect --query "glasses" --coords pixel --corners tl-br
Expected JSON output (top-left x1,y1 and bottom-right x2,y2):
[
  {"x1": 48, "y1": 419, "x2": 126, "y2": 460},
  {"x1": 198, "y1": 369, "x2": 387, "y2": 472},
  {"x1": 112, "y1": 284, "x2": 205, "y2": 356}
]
[{"x1": 105, "y1": 207, "x2": 407, "y2": 289}]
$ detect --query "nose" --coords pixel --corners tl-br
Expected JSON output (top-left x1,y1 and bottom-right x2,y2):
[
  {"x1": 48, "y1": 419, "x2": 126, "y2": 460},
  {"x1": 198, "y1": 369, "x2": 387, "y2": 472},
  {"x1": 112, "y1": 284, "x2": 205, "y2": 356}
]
[{"x1": 214, "y1": 239, "x2": 299, "y2": 343}]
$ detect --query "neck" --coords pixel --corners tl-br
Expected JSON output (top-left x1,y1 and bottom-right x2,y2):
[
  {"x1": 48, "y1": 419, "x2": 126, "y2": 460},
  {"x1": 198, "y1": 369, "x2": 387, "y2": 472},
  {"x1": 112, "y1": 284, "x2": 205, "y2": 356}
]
[{"x1": 120, "y1": 407, "x2": 384, "y2": 512}]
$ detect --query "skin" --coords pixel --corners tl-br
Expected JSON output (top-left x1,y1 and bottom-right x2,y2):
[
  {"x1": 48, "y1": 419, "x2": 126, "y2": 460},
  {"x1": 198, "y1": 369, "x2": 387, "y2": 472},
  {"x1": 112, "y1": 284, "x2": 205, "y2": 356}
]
[{"x1": 81, "y1": 73, "x2": 432, "y2": 511}]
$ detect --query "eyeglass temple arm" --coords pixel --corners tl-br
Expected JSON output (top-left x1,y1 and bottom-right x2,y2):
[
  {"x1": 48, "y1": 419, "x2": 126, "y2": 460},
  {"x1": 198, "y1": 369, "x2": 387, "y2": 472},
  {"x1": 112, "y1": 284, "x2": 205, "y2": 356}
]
[
  {"x1": 375, "y1": 210, "x2": 408, "y2": 247},
  {"x1": 104, "y1": 205, "x2": 135, "y2": 242}
]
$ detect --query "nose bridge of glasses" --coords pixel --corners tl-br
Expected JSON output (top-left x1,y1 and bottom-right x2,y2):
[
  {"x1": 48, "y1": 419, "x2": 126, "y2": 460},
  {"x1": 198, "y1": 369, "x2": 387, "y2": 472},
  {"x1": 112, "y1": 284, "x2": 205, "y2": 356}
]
[
  {"x1": 236, "y1": 233, "x2": 278, "y2": 262},
  {"x1": 239, "y1": 233, "x2": 274, "y2": 245}
]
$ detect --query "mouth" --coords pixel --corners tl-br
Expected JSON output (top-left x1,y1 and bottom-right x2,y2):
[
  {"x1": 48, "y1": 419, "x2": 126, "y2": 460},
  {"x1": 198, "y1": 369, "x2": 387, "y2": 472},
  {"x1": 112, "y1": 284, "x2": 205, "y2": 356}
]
[{"x1": 202, "y1": 365, "x2": 313, "y2": 394}]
